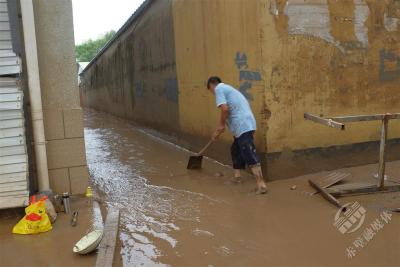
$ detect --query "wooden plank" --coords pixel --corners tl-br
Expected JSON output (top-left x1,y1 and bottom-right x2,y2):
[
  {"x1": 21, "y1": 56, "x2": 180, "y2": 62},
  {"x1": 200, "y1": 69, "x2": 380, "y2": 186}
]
[
  {"x1": 327, "y1": 184, "x2": 400, "y2": 197},
  {"x1": 378, "y1": 118, "x2": 388, "y2": 189},
  {"x1": 310, "y1": 172, "x2": 349, "y2": 195},
  {"x1": 304, "y1": 113, "x2": 345, "y2": 130},
  {"x1": 95, "y1": 210, "x2": 120, "y2": 267},
  {"x1": 309, "y1": 179, "x2": 345, "y2": 210},
  {"x1": 332, "y1": 113, "x2": 400, "y2": 122},
  {"x1": 93, "y1": 201, "x2": 104, "y2": 230}
]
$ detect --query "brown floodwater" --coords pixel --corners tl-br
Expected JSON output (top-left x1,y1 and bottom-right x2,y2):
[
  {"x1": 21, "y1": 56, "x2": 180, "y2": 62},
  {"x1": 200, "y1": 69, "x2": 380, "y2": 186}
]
[{"x1": 84, "y1": 109, "x2": 400, "y2": 267}]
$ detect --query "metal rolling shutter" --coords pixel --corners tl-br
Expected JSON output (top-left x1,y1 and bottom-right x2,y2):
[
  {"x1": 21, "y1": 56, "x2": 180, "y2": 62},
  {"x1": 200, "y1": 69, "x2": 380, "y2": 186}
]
[
  {"x1": 0, "y1": 0, "x2": 20, "y2": 75},
  {"x1": 0, "y1": 0, "x2": 28, "y2": 209}
]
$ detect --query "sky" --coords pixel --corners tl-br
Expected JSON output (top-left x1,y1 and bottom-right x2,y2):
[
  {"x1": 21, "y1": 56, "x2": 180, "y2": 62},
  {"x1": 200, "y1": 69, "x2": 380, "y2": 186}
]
[{"x1": 72, "y1": 0, "x2": 145, "y2": 45}]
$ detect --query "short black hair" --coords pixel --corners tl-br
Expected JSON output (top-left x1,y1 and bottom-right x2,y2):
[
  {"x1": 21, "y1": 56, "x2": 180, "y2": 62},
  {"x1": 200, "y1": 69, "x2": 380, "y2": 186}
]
[{"x1": 207, "y1": 76, "x2": 222, "y2": 89}]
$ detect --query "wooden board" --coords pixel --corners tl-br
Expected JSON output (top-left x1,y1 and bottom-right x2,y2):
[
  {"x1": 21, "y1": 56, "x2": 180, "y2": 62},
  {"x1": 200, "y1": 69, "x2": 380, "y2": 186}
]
[
  {"x1": 95, "y1": 209, "x2": 120, "y2": 267},
  {"x1": 310, "y1": 172, "x2": 350, "y2": 195},
  {"x1": 327, "y1": 183, "x2": 400, "y2": 197}
]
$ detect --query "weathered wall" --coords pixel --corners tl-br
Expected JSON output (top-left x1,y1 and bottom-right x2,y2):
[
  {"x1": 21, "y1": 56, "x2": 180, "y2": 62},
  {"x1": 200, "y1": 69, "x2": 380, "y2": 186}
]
[
  {"x1": 33, "y1": 0, "x2": 88, "y2": 194},
  {"x1": 82, "y1": 0, "x2": 400, "y2": 179},
  {"x1": 261, "y1": 0, "x2": 400, "y2": 176},
  {"x1": 172, "y1": 0, "x2": 267, "y2": 150},
  {"x1": 81, "y1": 0, "x2": 179, "y2": 134}
]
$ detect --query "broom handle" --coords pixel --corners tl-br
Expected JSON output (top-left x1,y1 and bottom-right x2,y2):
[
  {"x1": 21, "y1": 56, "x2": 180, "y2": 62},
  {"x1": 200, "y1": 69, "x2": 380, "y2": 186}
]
[{"x1": 197, "y1": 139, "x2": 214, "y2": 156}]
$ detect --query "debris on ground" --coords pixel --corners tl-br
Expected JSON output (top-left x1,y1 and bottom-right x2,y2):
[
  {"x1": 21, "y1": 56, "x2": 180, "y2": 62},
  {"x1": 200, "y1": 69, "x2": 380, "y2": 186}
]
[
  {"x1": 73, "y1": 229, "x2": 103, "y2": 255},
  {"x1": 12, "y1": 196, "x2": 52, "y2": 235},
  {"x1": 71, "y1": 211, "x2": 78, "y2": 227}
]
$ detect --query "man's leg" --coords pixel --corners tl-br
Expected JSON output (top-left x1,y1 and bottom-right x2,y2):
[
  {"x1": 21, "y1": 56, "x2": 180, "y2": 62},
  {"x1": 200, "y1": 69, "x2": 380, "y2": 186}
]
[
  {"x1": 250, "y1": 164, "x2": 267, "y2": 194},
  {"x1": 231, "y1": 137, "x2": 245, "y2": 183},
  {"x1": 238, "y1": 131, "x2": 267, "y2": 194}
]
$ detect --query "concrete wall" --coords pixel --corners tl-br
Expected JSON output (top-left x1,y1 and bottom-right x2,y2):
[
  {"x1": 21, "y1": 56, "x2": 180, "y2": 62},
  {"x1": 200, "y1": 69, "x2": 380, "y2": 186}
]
[
  {"x1": 32, "y1": 0, "x2": 88, "y2": 194},
  {"x1": 81, "y1": 0, "x2": 400, "y2": 179},
  {"x1": 82, "y1": 0, "x2": 179, "y2": 135},
  {"x1": 261, "y1": 0, "x2": 400, "y2": 176}
]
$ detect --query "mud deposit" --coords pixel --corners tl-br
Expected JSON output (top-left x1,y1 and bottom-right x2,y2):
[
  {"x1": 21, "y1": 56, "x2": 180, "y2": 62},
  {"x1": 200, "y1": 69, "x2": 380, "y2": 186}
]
[{"x1": 84, "y1": 109, "x2": 400, "y2": 267}]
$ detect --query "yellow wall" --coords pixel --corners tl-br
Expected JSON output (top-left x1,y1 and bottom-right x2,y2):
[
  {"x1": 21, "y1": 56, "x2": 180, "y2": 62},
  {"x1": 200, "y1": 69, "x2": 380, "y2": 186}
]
[
  {"x1": 262, "y1": 0, "x2": 400, "y2": 153},
  {"x1": 173, "y1": 0, "x2": 400, "y2": 155},
  {"x1": 82, "y1": 0, "x2": 400, "y2": 178},
  {"x1": 172, "y1": 0, "x2": 267, "y2": 151}
]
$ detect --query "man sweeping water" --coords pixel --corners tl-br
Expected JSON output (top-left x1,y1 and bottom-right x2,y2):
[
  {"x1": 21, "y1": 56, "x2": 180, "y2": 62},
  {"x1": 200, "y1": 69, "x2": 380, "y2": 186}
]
[{"x1": 207, "y1": 76, "x2": 268, "y2": 194}]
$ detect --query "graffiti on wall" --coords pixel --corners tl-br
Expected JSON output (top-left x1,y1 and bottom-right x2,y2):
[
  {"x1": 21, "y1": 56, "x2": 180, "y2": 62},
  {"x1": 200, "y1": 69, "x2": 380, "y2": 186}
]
[
  {"x1": 165, "y1": 78, "x2": 179, "y2": 102},
  {"x1": 379, "y1": 49, "x2": 400, "y2": 82},
  {"x1": 235, "y1": 52, "x2": 261, "y2": 101},
  {"x1": 135, "y1": 81, "x2": 145, "y2": 97},
  {"x1": 134, "y1": 78, "x2": 179, "y2": 103}
]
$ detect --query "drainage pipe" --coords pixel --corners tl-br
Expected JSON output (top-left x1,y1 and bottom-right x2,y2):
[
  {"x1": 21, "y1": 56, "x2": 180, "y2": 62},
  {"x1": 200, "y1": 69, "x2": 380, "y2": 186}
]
[{"x1": 20, "y1": 0, "x2": 50, "y2": 192}]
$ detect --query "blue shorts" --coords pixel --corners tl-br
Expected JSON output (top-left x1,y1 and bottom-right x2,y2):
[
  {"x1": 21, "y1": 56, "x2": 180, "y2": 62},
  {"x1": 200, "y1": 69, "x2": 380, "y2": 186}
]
[{"x1": 230, "y1": 131, "x2": 260, "y2": 169}]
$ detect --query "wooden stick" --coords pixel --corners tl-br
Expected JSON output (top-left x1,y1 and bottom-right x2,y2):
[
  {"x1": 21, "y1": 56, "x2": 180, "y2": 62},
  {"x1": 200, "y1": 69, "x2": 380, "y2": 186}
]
[
  {"x1": 309, "y1": 179, "x2": 345, "y2": 210},
  {"x1": 304, "y1": 113, "x2": 345, "y2": 130},
  {"x1": 95, "y1": 210, "x2": 120, "y2": 267},
  {"x1": 378, "y1": 117, "x2": 389, "y2": 189},
  {"x1": 197, "y1": 139, "x2": 213, "y2": 156},
  {"x1": 333, "y1": 113, "x2": 400, "y2": 122}
]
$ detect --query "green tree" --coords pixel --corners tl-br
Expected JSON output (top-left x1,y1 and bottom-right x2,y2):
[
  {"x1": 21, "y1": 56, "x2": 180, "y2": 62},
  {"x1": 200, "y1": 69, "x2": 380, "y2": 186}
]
[{"x1": 75, "y1": 30, "x2": 116, "y2": 62}]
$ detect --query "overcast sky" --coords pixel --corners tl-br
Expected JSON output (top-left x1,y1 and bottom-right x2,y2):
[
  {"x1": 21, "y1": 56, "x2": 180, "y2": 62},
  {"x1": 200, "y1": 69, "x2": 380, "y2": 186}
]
[{"x1": 72, "y1": 0, "x2": 145, "y2": 44}]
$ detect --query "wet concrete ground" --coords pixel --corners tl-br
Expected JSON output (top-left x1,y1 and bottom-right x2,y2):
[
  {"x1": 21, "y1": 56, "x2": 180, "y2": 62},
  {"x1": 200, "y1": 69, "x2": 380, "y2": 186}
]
[
  {"x1": 84, "y1": 109, "x2": 400, "y2": 267},
  {"x1": 0, "y1": 196, "x2": 96, "y2": 267}
]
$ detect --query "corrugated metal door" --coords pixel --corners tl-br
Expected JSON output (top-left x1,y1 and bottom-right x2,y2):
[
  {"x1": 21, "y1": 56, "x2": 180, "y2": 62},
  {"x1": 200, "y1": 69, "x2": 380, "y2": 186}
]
[
  {"x1": 0, "y1": 0, "x2": 28, "y2": 209},
  {"x1": 0, "y1": 0, "x2": 20, "y2": 75}
]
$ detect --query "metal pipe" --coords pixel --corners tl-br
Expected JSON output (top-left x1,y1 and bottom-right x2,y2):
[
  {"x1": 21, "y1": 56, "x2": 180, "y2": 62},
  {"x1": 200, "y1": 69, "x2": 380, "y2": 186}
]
[
  {"x1": 378, "y1": 116, "x2": 389, "y2": 189},
  {"x1": 20, "y1": 0, "x2": 50, "y2": 191}
]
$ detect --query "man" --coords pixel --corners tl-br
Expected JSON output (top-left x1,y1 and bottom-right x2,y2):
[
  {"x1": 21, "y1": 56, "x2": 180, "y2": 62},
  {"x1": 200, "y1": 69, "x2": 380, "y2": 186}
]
[{"x1": 207, "y1": 76, "x2": 268, "y2": 194}]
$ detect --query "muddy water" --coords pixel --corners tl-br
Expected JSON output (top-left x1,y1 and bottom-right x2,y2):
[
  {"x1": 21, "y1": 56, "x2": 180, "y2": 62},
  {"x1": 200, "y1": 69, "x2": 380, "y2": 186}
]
[{"x1": 84, "y1": 109, "x2": 400, "y2": 267}]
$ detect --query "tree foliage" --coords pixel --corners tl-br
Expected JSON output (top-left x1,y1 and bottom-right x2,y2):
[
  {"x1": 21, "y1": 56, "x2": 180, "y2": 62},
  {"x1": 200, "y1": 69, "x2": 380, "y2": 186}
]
[{"x1": 75, "y1": 30, "x2": 116, "y2": 62}]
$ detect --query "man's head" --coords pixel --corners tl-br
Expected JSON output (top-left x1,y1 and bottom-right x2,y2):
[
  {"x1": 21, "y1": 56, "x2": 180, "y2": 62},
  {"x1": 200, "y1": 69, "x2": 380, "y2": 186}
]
[{"x1": 207, "y1": 76, "x2": 222, "y2": 94}]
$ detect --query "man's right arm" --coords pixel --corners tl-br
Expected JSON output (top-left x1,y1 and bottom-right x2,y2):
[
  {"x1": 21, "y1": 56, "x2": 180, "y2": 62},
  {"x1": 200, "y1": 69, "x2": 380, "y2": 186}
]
[{"x1": 212, "y1": 104, "x2": 229, "y2": 140}]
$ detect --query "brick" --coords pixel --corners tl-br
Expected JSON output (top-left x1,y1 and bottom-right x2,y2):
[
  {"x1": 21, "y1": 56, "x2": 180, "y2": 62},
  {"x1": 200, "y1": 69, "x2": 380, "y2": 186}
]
[
  {"x1": 43, "y1": 109, "x2": 64, "y2": 140},
  {"x1": 46, "y1": 138, "x2": 87, "y2": 169},
  {"x1": 48, "y1": 168, "x2": 70, "y2": 194},
  {"x1": 69, "y1": 165, "x2": 89, "y2": 194},
  {"x1": 63, "y1": 108, "x2": 84, "y2": 138}
]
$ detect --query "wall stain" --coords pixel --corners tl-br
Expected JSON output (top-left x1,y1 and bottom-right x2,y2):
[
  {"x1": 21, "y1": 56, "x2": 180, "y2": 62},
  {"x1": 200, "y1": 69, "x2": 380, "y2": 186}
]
[
  {"x1": 165, "y1": 78, "x2": 179, "y2": 102},
  {"x1": 379, "y1": 49, "x2": 400, "y2": 82}
]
